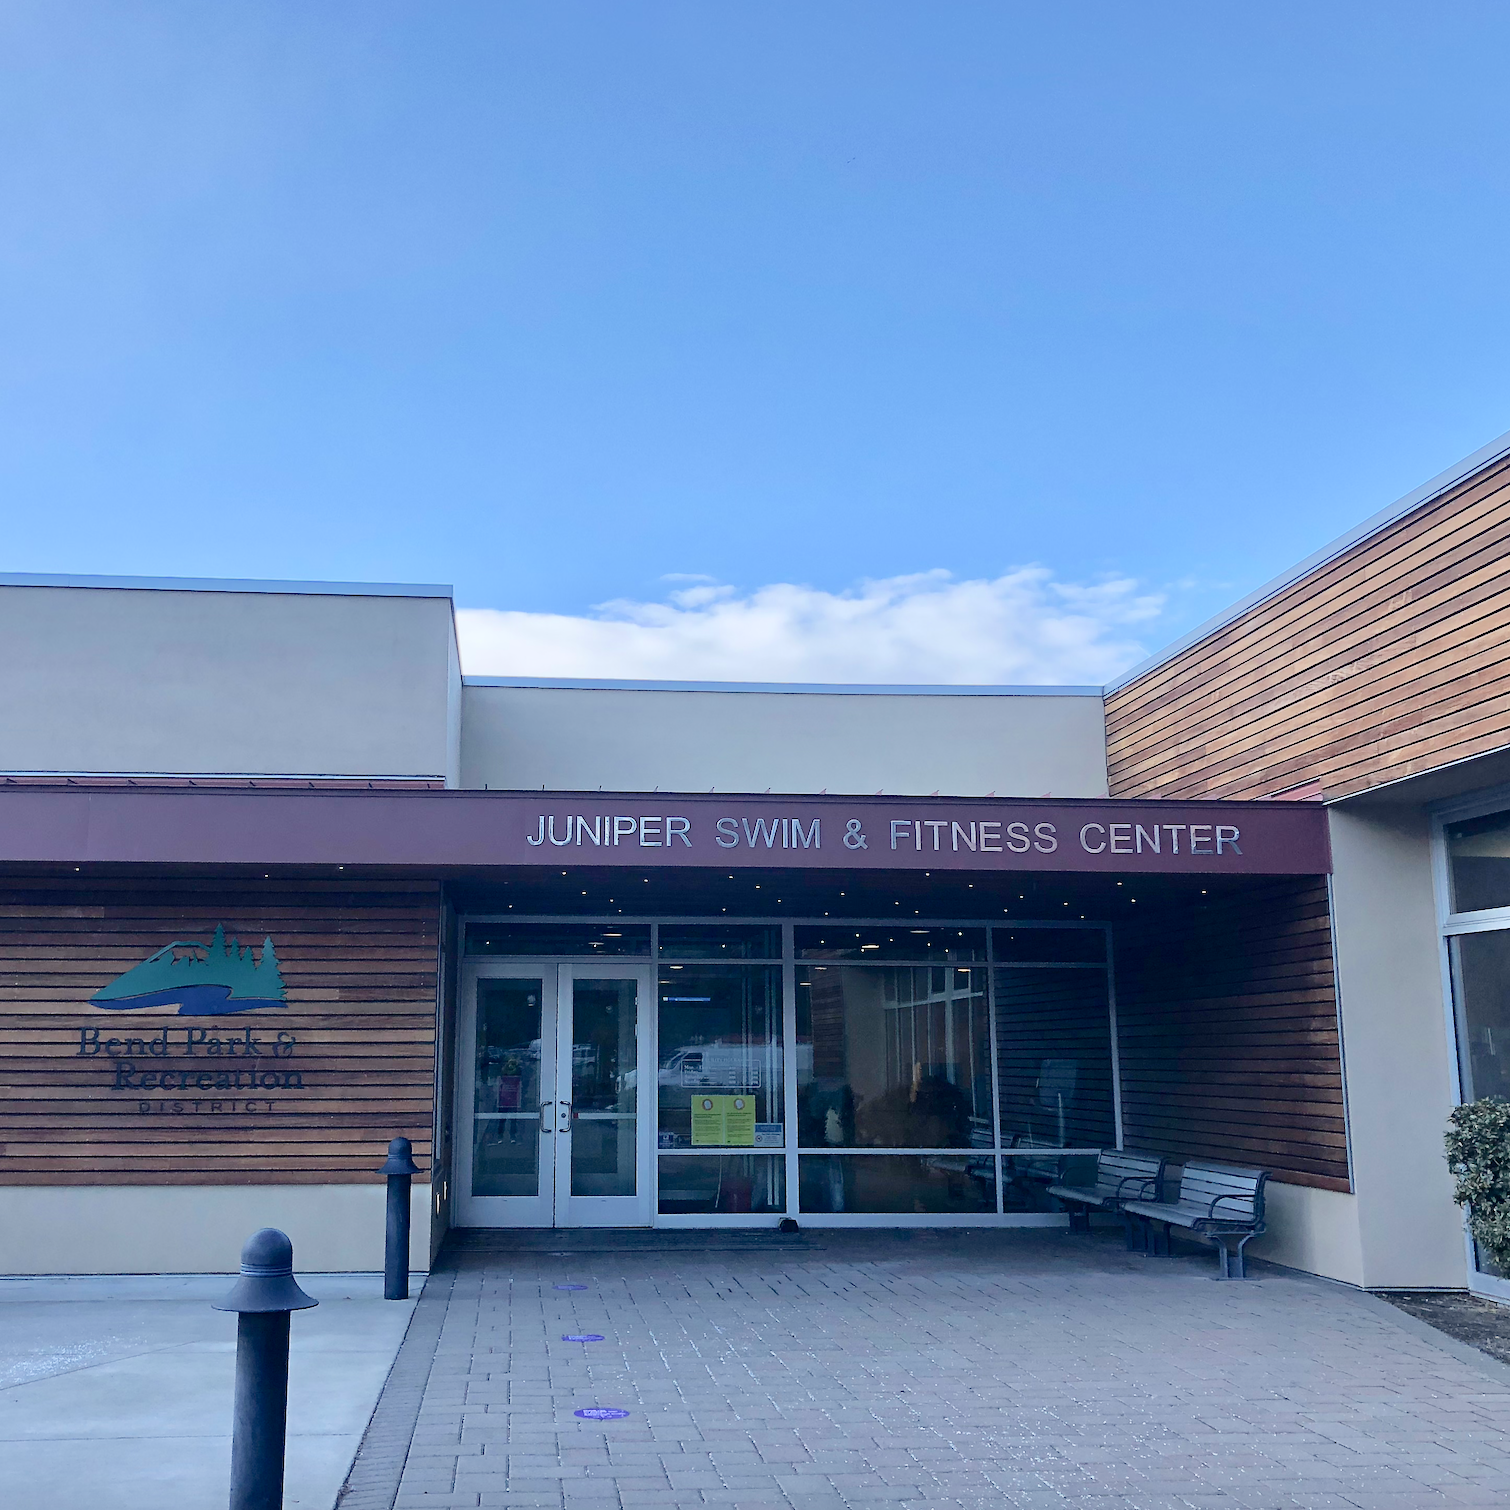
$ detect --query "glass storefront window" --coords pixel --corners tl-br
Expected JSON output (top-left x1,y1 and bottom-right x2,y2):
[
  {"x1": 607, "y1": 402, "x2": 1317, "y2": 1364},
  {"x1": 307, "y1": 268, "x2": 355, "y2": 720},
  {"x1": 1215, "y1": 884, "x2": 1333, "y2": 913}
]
[
  {"x1": 658, "y1": 1155, "x2": 785, "y2": 1214},
  {"x1": 569, "y1": 977, "x2": 639, "y2": 1196},
  {"x1": 656, "y1": 966, "x2": 783, "y2": 1149},
  {"x1": 995, "y1": 967, "x2": 1115, "y2": 1150},
  {"x1": 1446, "y1": 905, "x2": 1510, "y2": 1281},
  {"x1": 472, "y1": 977, "x2": 544, "y2": 1197},
  {"x1": 1446, "y1": 810, "x2": 1510, "y2": 914},
  {"x1": 658, "y1": 924, "x2": 780, "y2": 959},
  {"x1": 1001, "y1": 1150, "x2": 1099, "y2": 1212},
  {"x1": 794, "y1": 926, "x2": 988, "y2": 962},
  {"x1": 796, "y1": 965, "x2": 991, "y2": 1148},
  {"x1": 461, "y1": 912, "x2": 1137, "y2": 1222},
  {"x1": 993, "y1": 927, "x2": 1106, "y2": 963},
  {"x1": 1450, "y1": 930, "x2": 1510, "y2": 1102},
  {"x1": 798, "y1": 1154, "x2": 995, "y2": 1213},
  {"x1": 467, "y1": 923, "x2": 651, "y2": 956}
]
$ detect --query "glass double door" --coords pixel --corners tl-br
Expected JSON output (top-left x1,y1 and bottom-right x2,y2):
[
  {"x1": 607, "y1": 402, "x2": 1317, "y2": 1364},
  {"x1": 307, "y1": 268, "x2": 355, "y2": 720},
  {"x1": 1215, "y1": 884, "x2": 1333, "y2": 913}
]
[{"x1": 459, "y1": 962, "x2": 652, "y2": 1227}]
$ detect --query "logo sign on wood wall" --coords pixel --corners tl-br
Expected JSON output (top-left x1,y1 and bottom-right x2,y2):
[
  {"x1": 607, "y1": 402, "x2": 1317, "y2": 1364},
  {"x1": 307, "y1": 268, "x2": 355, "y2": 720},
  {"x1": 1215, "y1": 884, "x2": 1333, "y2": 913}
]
[
  {"x1": 1, "y1": 880, "x2": 438, "y2": 1187},
  {"x1": 90, "y1": 925, "x2": 287, "y2": 1015},
  {"x1": 79, "y1": 926, "x2": 303, "y2": 1114}
]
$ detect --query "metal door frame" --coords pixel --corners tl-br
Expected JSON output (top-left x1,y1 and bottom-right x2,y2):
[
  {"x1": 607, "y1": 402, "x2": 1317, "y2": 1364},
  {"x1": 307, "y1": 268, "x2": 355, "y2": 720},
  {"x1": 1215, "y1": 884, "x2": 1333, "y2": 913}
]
[{"x1": 455, "y1": 957, "x2": 654, "y2": 1229}]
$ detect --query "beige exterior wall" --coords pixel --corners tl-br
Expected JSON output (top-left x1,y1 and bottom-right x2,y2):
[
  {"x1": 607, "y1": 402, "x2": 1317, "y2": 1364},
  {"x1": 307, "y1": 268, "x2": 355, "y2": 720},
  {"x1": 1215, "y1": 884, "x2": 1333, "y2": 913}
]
[
  {"x1": 1247, "y1": 1183, "x2": 1363, "y2": 1285},
  {"x1": 1328, "y1": 805, "x2": 1468, "y2": 1288},
  {"x1": 0, "y1": 1183, "x2": 432, "y2": 1275},
  {"x1": 460, "y1": 684, "x2": 1109, "y2": 797},
  {"x1": 0, "y1": 583, "x2": 458, "y2": 780}
]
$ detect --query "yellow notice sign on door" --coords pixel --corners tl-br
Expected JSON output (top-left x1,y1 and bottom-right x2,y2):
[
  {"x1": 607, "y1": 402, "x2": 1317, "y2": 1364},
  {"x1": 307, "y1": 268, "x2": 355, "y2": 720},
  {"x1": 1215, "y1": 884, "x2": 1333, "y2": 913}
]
[{"x1": 691, "y1": 1095, "x2": 756, "y2": 1147}]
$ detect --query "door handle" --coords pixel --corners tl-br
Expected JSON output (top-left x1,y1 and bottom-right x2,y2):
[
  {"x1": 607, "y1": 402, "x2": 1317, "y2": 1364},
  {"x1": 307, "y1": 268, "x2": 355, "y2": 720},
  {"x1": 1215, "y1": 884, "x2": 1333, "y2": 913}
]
[
  {"x1": 558, "y1": 1103, "x2": 572, "y2": 1132},
  {"x1": 539, "y1": 1101, "x2": 554, "y2": 1133}
]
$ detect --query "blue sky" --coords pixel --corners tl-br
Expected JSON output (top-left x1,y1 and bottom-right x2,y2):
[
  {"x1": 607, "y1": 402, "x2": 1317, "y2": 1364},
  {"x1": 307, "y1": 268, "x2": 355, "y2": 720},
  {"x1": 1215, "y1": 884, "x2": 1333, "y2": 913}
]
[{"x1": 4, "y1": 3, "x2": 1510, "y2": 682}]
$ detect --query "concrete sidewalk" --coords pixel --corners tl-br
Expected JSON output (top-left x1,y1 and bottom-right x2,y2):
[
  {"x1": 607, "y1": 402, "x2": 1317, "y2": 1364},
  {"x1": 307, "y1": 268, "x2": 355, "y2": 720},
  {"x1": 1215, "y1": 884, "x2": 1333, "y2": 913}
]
[{"x1": 0, "y1": 1272, "x2": 416, "y2": 1509}]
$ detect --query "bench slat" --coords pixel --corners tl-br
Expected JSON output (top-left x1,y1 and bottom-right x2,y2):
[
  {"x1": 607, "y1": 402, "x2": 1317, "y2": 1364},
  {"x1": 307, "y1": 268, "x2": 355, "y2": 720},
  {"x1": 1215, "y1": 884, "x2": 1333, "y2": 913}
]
[
  {"x1": 1050, "y1": 1149, "x2": 1165, "y2": 1209},
  {"x1": 1124, "y1": 1161, "x2": 1268, "y2": 1229}
]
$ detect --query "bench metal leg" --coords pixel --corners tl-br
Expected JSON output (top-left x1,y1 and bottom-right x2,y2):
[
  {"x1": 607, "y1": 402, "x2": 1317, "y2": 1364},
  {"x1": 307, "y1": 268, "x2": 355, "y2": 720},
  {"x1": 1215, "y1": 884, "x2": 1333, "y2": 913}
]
[
  {"x1": 1148, "y1": 1221, "x2": 1171, "y2": 1257},
  {"x1": 1215, "y1": 1232, "x2": 1256, "y2": 1280},
  {"x1": 1121, "y1": 1212, "x2": 1145, "y2": 1252}
]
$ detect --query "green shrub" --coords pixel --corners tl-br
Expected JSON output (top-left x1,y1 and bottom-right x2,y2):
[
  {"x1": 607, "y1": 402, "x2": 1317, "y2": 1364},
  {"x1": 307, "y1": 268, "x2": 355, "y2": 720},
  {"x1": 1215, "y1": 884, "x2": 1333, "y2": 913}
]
[{"x1": 1445, "y1": 1098, "x2": 1510, "y2": 1271}]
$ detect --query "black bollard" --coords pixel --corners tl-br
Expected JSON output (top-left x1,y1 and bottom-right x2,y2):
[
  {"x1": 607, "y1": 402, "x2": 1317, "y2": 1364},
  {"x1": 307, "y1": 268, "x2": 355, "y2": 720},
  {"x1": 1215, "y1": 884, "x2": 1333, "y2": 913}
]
[
  {"x1": 214, "y1": 1228, "x2": 317, "y2": 1510},
  {"x1": 379, "y1": 1136, "x2": 420, "y2": 1300}
]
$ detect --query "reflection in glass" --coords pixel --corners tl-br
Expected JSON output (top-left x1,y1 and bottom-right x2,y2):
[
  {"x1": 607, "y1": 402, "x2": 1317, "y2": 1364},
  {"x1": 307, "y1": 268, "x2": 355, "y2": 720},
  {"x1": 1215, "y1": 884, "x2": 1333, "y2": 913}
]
[
  {"x1": 993, "y1": 928, "x2": 1106, "y2": 964},
  {"x1": 467, "y1": 923, "x2": 651, "y2": 956},
  {"x1": 657, "y1": 1155, "x2": 785, "y2": 1214},
  {"x1": 1451, "y1": 930, "x2": 1510, "y2": 1102},
  {"x1": 798, "y1": 1154, "x2": 995, "y2": 1213},
  {"x1": 570, "y1": 977, "x2": 638, "y2": 1196},
  {"x1": 1449, "y1": 927, "x2": 1510, "y2": 1279},
  {"x1": 473, "y1": 1119, "x2": 540, "y2": 1197},
  {"x1": 1001, "y1": 1150, "x2": 1098, "y2": 1213},
  {"x1": 658, "y1": 924, "x2": 781, "y2": 960},
  {"x1": 795, "y1": 926, "x2": 987, "y2": 962},
  {"x1": 657, "y1": 967, "x2": 782, "y2": 1148},
  {"x1": 995, "y1": 968, "x2": 1115, "y2": 1150},
  {"x1": 796, "y1": 966, "x2": 991, "y2": 1149},
  {"x1": 1447, "y1": 811, "x2": 1510, "y2": 914},
  {"x1": 471, "y1": 977, "x2": 543, "y2": 1197}
]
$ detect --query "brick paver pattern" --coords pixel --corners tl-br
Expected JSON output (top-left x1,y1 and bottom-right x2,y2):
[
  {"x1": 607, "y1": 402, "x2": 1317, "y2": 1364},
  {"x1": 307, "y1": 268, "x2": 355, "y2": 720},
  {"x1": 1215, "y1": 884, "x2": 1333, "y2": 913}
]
[{"x1": 382, "y1": 1230, "x2": 1510, "y2": 1510}]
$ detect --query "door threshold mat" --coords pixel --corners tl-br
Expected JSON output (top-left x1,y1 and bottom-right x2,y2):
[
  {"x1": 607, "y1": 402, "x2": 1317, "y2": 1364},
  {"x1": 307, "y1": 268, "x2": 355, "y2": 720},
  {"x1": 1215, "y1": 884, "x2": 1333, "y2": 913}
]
[{"x1": 444, "y1": 1228, "x2": 825, "y2": 1253}]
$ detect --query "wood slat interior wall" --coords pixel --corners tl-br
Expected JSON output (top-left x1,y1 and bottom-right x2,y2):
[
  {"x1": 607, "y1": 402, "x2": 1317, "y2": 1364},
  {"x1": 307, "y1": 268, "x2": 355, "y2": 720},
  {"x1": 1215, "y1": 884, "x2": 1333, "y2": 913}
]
[
  {"x1": 0, "y1": 876, "x2": 439, "y2": 1186},
  {"x1": 1113, "y1": 878, "x2": 1348, "y2": 1191},
  {"x1": 1105, "y1": 453, "x2": 1510, "y2": 799},
  {"x1": 995, "y1": 967, "x2": 1117, "y2": 1150}
]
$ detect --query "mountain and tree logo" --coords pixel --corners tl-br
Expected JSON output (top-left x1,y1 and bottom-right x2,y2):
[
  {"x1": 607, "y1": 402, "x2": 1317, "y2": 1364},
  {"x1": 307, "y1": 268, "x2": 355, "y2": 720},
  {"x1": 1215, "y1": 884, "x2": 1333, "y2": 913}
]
[{"x1": 90, "y1": 925, "x2": 288, "y2": 1015}]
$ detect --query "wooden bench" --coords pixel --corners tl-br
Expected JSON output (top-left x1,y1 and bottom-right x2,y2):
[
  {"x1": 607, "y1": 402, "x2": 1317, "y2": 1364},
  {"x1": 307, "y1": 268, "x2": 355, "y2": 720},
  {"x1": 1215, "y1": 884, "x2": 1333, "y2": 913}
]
[
  {"x1": 1123, "y1": 1161, "x2": 1268, "y2": 1279},
  {"x1": 1047, "y1": 1150, "x2": 1166, "y2": 1246}
]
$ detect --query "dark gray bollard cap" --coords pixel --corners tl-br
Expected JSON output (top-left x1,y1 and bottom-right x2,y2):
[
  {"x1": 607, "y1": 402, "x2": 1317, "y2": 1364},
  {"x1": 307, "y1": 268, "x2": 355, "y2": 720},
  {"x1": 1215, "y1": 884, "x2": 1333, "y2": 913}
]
[
  {"x1": 379, "y1": 1136, "x2": 420, "y2": 1177},
  {"x1": 213, "y1": 1228, "x2": 318, "y2": 1314}
]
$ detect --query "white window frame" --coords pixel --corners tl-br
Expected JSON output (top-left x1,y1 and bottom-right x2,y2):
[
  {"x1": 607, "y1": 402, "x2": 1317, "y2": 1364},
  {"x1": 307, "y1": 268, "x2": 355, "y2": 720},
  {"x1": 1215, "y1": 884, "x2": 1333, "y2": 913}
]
[{"x1": 1431, "y1": 782, "x2": 1510, "y2": 1300}]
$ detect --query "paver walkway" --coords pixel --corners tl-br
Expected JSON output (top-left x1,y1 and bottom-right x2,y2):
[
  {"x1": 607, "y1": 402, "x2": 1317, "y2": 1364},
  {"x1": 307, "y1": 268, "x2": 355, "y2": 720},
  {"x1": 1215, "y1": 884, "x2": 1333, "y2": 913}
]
[{"x1": 342, "y1": 1229, "x2": 1510, "y2": 1510}]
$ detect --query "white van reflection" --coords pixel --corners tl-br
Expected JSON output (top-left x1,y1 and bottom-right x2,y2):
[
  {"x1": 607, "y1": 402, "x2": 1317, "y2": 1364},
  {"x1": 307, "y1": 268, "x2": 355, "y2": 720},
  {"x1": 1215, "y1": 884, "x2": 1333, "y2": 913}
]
[{"x1": 659, "y1": 1045, "x2": 762, "y2": 1090}]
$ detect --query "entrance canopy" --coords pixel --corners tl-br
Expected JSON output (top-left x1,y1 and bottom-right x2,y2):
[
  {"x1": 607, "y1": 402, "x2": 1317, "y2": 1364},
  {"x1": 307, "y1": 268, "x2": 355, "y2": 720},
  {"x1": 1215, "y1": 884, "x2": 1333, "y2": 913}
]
[{"x1": 0, "y1": 786, "x2": 1329, "y2": 877}]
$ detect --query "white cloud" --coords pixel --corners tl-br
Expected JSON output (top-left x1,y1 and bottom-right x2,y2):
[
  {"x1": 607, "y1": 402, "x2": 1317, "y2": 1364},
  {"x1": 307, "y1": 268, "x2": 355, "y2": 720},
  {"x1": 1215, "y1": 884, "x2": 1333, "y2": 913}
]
[{"x1": 455, "y1": 567, "x2": 1164, "y2": 686}]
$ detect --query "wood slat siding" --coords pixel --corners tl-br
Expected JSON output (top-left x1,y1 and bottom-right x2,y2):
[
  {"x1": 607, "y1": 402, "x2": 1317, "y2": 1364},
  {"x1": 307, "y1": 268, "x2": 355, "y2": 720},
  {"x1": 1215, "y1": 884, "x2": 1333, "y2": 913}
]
[
  {"x1": 0, "y1": 877, "x2": 439, "y2": 1185},
  {"x1": 994, "y1": 968, "x2": 1117, "y2": 1150},
  {"x1": 1105, "y1": 453, "x2": 1510, "y2": 799},
  {"x1": 1114, "y1": 879, "x2": 1348, "y2": 1191}
]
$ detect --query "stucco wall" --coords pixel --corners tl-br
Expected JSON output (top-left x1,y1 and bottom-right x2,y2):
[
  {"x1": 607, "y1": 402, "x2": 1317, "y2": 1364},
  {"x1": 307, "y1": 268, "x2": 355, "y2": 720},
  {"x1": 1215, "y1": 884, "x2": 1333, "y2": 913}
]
[
  {"x1": 0, "y1": 583, "x2": 458, "y2": 780},
  {"x1": 460, "y1": 684, "x2": 1109, "y2": 797},
  {"x1": 1247, "y1": 1183, "x2": 1363, "y2": 1285},
  {"x1": 1328, "y1": 805, "x2": 1467, "y2": 1288},
  {"x1": 0, "y1": 1183, "x2": 432, "y2": 1275}
]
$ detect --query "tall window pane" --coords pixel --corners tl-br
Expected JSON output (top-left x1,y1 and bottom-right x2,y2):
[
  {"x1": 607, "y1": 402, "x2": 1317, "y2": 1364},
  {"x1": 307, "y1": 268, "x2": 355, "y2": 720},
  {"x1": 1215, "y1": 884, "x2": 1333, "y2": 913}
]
[
  {"x1": 1451, "y1": 930, "x2": 1510, "y2": 1101},
  {"x1": 1449, "y1": 928, "x2": 1510, "y2": 1279},
  {"x1": 1447, "y1": 811, "x2": 1510, "y2": 914},
  {"x1": 796, "y1": 965, "x2": 990, "y2": 1148},
  {"x1": 656, "y1": 966, "x2": 783, "y2": 1149},
  {"x1": 995, "y1": 967, "x2": 1115, "y2": 1150}
]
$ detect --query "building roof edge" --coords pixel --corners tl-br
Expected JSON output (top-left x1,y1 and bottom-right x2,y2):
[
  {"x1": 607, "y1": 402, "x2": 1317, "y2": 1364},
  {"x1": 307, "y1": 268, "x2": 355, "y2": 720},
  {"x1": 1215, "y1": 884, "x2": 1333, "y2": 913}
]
[
  {"x1": 1103, "y1": 425, "x2": 1510, "y2": 695},
  {"x1": 462, "y1": 675, "x2": 1104, "y2": 697},
  {"x1": 0, "y1": 571, "x2": 454, "y2": 599}
]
